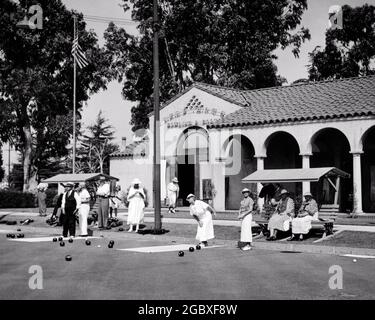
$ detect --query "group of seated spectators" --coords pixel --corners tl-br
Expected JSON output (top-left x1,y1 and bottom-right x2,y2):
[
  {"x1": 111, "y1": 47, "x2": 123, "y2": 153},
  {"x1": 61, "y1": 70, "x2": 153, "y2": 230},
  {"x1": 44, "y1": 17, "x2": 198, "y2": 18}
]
[{"x1": 261, "y1": 185, "x2": 319, "y2": 241}]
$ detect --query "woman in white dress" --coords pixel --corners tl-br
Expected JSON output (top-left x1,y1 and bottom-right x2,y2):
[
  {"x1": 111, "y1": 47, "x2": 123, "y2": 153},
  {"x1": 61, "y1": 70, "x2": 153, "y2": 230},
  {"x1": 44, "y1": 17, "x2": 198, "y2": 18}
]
[
  {"x1": 167, "y1": 177, "x2": 179, "y2": 214},
  {"x1": 290, "y1": 192, "x2": 319, "y2": 241},
  {"x1": 239, "y1": 188, "x2": 254, "y2": 251},
  {"x1": 187, "y1": 194, "x2": 216, "y2": 247},
  {"x1": 127, "y1": 178, "x2": 146, "y2": 233},
  {"x1": 267, "y1": 189, "x2": 295, "y2": 241},
  {"x1": 77, "y1": 182, "x2": 91, "y2": 237}
]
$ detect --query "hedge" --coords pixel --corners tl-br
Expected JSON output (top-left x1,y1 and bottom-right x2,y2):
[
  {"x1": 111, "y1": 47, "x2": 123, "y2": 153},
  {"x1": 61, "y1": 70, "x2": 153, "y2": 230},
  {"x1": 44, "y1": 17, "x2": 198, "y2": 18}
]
[
  {"x1": 0, "y1": 189, "x2": 57, "y2": 208},
  {"x1": 0, "y1": 190, "x2": 36, "y2": 208}
]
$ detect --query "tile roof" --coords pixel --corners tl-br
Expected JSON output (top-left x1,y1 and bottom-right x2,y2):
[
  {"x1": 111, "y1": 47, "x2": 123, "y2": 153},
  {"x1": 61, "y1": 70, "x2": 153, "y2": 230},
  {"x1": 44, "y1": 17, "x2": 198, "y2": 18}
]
[
  {"x1": 110, "y1": 138, "x2": 149, "y2": 158},
  {"x1": 200, "y1": 75, "x2": 375, "y2": 128}
]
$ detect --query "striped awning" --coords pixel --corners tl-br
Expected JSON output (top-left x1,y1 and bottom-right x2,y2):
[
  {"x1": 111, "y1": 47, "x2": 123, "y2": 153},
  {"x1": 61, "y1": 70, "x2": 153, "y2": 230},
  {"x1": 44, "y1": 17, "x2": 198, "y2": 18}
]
[
  {"x1": 242, "y1": 167, "x2": 350, "y2": 183},
  {"x1": 42, "y1": 173, "x2": 119, "y2": 183}
]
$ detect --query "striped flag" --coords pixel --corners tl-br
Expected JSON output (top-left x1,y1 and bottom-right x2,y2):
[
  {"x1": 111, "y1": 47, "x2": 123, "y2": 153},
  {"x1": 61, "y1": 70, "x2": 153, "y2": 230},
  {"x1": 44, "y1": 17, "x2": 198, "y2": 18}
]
[{"x1": 71, "y1": 36, "x2": 89, "y2": 68}]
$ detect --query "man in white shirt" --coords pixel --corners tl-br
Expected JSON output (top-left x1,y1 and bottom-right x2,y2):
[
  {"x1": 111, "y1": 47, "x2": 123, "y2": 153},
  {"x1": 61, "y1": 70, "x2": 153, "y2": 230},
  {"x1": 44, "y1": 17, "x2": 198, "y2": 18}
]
[
  {"x1": 61, "y1": 182, "x2": 81, "y2": 237},
  {"x1": 96, "y1": 176, "x2": 110, "y2": 229}
]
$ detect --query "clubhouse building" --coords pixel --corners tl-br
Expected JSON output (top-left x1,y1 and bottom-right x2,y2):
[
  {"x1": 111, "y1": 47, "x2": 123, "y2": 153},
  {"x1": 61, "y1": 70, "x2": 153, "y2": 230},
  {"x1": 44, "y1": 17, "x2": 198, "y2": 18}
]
[{"x1": 110, "y1": 75, "x2": 375, "y2": 214}]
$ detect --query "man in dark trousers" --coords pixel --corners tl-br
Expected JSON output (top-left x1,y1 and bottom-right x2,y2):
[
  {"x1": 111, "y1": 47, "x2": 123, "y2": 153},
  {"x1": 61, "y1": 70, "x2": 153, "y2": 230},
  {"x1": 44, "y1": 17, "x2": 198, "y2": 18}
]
[{"x1": 61, "y1": 182, "x2": 81, "y2": 237}]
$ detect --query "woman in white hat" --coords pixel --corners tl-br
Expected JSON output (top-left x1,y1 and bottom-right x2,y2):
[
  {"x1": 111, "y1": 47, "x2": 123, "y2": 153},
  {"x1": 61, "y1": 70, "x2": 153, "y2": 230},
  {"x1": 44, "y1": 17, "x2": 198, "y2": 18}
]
[
  {"x1": 127, "y1": 178, "x2": 146, "y2": 233},
  {"x1": 187, "y1": 194, "x2": 216, "y2": 247},
  {"x1": 167, "y1": 177, "x2": 179, "y2": 214},
  {"x1": 238, "y1": 188, "x2": 254, "y2": 251},
  {"x1": 290, "y1": 192, "x2": 319, "y2": 241},
  {"x1": 267, "y1": 189, "x2": 295, "y2": 241},
  {"x1": 77, "y1": 182, "x2": 91, "y2": 237}
]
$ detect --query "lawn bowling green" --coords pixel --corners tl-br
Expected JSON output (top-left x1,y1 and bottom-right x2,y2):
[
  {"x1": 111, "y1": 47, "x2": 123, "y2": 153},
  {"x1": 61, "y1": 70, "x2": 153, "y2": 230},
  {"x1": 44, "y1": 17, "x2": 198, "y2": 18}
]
[{"x1": 1, "y1": 227, "x2": 375, "y2": 300}]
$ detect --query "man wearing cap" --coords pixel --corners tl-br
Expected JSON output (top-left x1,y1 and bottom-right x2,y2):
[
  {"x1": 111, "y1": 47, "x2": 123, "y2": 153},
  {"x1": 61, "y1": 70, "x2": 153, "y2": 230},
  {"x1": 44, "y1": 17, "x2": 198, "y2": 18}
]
[
  {"x1": 290, "y1": 192, "x2": 319, "y2": 241},
  {"x1": 238, "y1": 188, "x2": 255, "y2": 251},
  {"x1": 267, "y1": 189, "x2": 294, "y2": 241},
  {"x1": 187, "y1": 194, "x2": 216, "y2": 247},
  {"x1": 61, "y1": 182, "x2": 81, "y2": 237},
  {"x1": 96, "y1": 176, "x2": 110, "y2": 229},
  {"x1": 167, "y1": 177, "x2": 179, "y2": 214}
]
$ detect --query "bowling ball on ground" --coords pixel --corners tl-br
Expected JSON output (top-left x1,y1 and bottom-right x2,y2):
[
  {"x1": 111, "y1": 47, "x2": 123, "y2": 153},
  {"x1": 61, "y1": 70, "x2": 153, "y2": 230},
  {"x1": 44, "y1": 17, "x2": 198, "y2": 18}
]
[
  {"x1": 16, "y1": 234, "x2": 22, "y2": 238},
  {"x1": 10, "y1": 234, "x2": 15, "y2": 238},
  {"x1": 109, "y1": 240, "x2": 114, "y2": 245},
  {"x1": 58, "y1": 237, "x2": 63, "y2": 241},
  {"x1": 17, "y1": 229, "x2": 21, "y2": 232},
  {"x1": 118, "y1": 228, "x2": 124, "y2": 232},
  {"x1": 85, "y1": 240, "x2": 91, "y2": 246},
  {"x1": 108, "y1": 243, "x2": 113, "y2": 248},
  {"x1": 178, "y1": 251, "x2": 184, "y2": 257},
  {"x1": 53, "y1": 238, "x2": 57, "y2": 242},
  {"x1": 68, "y1": 238, "x2": 73, "y2": 243},
  {"x1": 6, "y1": 234, "x2": 10, "y2": 238},
  {"x1": 196, "y1": 245, "x2": 201, "y2": 250},
  {"x1": 60, "y1": 241, "x2": 65, "y2": 247},
  {"x1": 189, "y1": 247, "x2": 195, "y2": 252},
  {"x1": 65, "y1": 255, "x2": 72, "y2": 261}
]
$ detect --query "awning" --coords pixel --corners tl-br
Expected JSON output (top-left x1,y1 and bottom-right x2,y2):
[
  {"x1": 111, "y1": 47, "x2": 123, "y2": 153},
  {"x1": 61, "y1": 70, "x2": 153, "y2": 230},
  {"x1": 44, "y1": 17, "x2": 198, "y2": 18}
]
[
  {"x1": 242, "y1": 167, "x2": 350, "y2": 183},
  {"x1": 42, "y1": 173, "x2": 119, "y2": 184}
]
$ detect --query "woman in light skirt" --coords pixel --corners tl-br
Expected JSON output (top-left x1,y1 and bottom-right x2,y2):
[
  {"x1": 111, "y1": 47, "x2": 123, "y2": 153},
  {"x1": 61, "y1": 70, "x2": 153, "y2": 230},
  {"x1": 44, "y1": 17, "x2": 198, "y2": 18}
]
[
  {"x1": 77, "y1": 182, "x2": 90, "y2": 237},
  {"x1": 187, "y1": 194, "x2": 216, "y2": 247},
  {"x1": 127, "y1": 178, "x2": 146, "y2": 233},
  {"x1": 239, "y1": 188, "x2": 254, "y2": 251}
]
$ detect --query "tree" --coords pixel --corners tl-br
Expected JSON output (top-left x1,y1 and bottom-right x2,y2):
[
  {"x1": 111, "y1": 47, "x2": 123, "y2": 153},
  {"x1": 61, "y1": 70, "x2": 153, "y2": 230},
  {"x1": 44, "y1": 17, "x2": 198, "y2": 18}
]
[
  {"x1": 77, "y1": 111, "x2": 119, "y2": 174},
  {"x1": 0, "y1": 146, "x2": 4, "y2": 182},
  {"x1": 0, "y1": 0, "x2": 111, "y2": 191},
  {"x1": 105, "y1": 0, "x2": 310, "y2": 131},
  {"x1": 308, "y1": 4, "x2": 375, "y2": 81}
]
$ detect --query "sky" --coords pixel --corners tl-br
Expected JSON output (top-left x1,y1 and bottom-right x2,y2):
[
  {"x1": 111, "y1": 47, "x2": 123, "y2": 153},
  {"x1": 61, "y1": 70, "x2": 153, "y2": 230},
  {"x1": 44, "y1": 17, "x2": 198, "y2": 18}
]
[{"x1": 61, "y1": 0, "x2": 373, "y2": 144}]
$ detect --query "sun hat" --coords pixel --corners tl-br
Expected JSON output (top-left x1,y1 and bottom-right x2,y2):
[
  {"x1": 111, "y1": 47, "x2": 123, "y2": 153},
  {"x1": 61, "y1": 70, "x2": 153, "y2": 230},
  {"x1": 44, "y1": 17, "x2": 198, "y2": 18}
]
[
  {"x1": 280, "y1": 189, "x2": 289, "y2": 195},
  {"x1": 172, "y1": 177, "x2": 179, "y2": 183},
  {"x1": 186, "y1": 193, "x2": 195, "y2": 200},
  {"x1": 241, "y1": 188, "x2": 251, "y2": 194},
  {"x1": 304, "y1": 192, "x2": 313, "y2": 197}
]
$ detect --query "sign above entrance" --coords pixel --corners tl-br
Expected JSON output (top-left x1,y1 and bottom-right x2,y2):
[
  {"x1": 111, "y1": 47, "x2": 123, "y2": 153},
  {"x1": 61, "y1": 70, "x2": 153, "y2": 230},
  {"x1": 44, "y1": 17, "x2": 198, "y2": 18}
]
[{"x1": 163, "y1": 96, "x2": 226, "y2": 128}]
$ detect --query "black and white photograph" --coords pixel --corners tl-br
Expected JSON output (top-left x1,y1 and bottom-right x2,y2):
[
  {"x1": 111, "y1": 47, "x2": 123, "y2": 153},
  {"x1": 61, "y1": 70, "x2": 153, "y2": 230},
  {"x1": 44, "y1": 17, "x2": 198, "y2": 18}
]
[{"x1": 1, "y1": 0, "x2": 375, "y2": 308}]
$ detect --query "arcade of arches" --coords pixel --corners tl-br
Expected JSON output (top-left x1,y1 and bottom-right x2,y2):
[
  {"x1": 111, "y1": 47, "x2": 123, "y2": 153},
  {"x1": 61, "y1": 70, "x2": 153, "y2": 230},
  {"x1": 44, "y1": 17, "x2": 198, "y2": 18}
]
[{"x1": 164, "y1": 123, "x2": 375, "y2": 213}]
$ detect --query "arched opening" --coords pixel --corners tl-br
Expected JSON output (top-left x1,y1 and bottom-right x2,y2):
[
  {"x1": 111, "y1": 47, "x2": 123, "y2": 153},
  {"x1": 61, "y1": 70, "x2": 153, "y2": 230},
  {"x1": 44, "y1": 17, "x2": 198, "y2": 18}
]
[
  {"x1": 224, "y1": 135, "x2": 256, "y2": 210},
  {"x1": 310, "y1": 128, "x2": 352, "y2": 212},
  {"x1": 362, "y1": 126, "x2": 375, "y2": 212},
  {"x1": 264, "y1": 131, "x2": 302, "y2": 197},
  {"x1": 174, "y1": 126, "x2": 209, "y2": 206}
]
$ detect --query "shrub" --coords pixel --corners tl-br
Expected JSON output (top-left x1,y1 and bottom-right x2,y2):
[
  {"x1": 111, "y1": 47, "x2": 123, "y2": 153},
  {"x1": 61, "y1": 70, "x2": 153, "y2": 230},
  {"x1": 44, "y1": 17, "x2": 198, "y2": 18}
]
[
  {"x1": 45, "y1": 189, "x2": 58, "y2": 207},
  {"x1": 0, "y1": 190, "x2": 36, "y2": 208}
]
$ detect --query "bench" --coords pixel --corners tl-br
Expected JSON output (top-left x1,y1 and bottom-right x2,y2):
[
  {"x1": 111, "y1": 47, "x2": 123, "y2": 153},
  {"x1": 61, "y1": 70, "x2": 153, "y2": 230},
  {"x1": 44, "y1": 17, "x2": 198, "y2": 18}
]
[{"x1": 252, "y1": 212, "x2": 337, "y2": 239}]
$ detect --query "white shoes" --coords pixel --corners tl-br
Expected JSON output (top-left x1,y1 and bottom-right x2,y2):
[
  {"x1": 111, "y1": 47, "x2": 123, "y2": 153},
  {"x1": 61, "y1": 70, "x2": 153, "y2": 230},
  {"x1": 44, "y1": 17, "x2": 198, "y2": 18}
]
[{"x1": 241, "y1": 245, "x2": 252, "y2": 251}]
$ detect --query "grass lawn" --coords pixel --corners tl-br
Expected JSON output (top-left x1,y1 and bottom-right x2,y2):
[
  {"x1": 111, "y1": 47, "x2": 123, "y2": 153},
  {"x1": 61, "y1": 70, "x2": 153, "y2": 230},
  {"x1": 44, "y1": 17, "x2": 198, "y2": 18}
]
[{"x1": 318, "y1": 231, "x2": 375, "y2": 249}]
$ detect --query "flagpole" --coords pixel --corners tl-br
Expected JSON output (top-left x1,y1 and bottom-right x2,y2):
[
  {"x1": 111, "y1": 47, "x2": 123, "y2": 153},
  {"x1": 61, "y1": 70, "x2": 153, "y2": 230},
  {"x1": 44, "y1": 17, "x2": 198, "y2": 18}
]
[
  {"x1": 153, "y1": 0, "x2": 162, "y2": 232},
  {"x1": 72, "y1": 15, "x2": 77, "y2": 174}
]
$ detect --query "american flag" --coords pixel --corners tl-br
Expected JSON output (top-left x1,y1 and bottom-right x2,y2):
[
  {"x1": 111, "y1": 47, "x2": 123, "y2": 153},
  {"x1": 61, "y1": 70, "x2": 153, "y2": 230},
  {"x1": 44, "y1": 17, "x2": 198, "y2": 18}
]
[{"x1": 71, "y1": 36, "x2": 89, "y2": 69}]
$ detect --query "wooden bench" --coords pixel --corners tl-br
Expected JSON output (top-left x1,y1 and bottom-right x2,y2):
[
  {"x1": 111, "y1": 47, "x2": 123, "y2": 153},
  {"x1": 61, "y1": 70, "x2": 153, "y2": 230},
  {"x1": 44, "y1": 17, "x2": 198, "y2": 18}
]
[{"x1": 252, "y1": 212, "x2": 337, "y2": 239}]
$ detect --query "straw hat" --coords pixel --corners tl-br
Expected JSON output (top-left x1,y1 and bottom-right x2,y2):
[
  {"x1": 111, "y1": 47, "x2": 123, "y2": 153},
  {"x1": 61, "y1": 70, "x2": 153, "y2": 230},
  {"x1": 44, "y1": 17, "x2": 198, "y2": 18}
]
[
  {"x1": 280, "y1": 189, "x2": 289, "y2": 195},
  {"x1": 186, "y1": 194, "x2": 195, "y2": 200},
  {"x1": 172, "y1": 177, "x2": 179, "y2": 183},
  {"x1": 304, "y1": 192, "x2": 313, "y2": 197},
  {"x1": 65, "y1": 182, "x2": 74, "y2": 187},
  {"x1": 241, "y1": 188, "x2": 251, "y2": 194}
]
